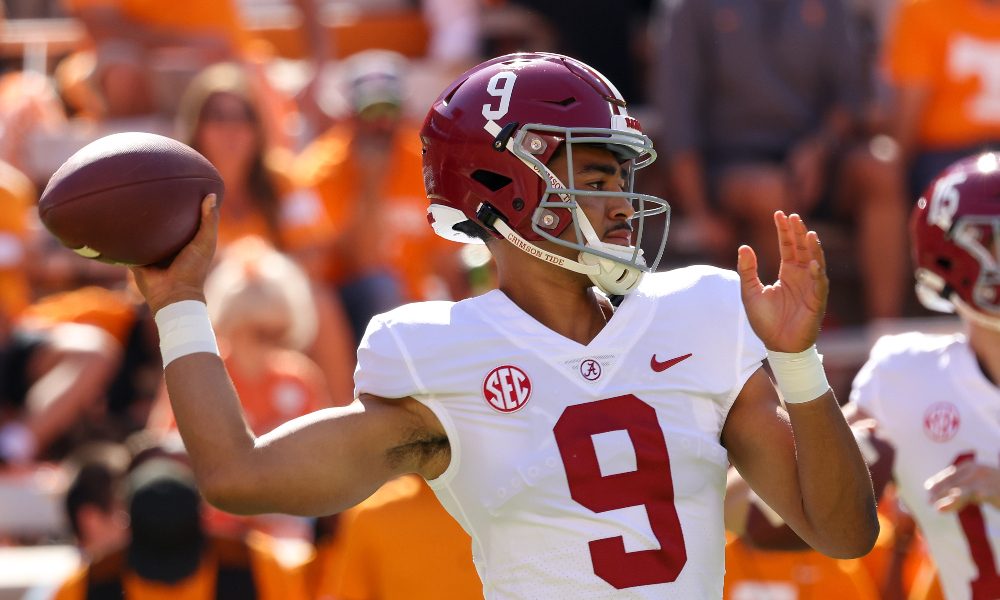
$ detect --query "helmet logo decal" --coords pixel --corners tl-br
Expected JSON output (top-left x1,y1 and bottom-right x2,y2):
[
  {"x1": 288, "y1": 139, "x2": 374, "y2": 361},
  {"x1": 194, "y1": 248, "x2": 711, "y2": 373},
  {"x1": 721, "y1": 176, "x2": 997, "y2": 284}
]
[
  {"x1": 483, "y1": 365, "x2": 532, "y2": 413},
  {"x1": 928, "y1": 171, "x2": 966, "y2": 231},
  {"x1": 482, "y1": 72, "x2": 518, "y2": 122}
]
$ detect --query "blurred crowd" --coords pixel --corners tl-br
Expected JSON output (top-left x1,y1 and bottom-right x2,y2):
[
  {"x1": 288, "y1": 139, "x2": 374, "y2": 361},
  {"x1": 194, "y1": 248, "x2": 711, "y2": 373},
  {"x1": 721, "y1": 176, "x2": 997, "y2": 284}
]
[{"x1": 0, "y1": 0, "x2": 996, "y2": 598}]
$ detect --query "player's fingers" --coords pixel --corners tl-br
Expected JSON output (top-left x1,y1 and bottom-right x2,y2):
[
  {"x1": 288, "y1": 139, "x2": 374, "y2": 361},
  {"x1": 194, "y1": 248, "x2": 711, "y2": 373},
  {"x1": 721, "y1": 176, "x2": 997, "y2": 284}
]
[
  {"x1": 189, "y1": 194, "x2": 219, "y2": 250},
  {"x1": 807, "y1": 230, "x2": 827, "y2": 273},
  {"x1": 737, "y1": 245, "x2": 764, "y2": 296},
  {"x1": 925, "y1": 464, "x2": 960, "y2": 494},
  {"x1": 789, "y1": 214, "x2": 810, "y2": 265},
  {"x1": 774, "y1": 211, "x2": 795, "y2": 264},
  {"x1": 932, "y1": 489, "x2": 969, "y2": 512}
]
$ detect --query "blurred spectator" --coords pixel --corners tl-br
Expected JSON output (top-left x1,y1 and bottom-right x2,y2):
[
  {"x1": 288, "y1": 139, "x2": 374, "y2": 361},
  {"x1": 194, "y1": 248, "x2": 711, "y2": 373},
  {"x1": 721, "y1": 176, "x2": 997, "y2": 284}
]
[
  {"x1": 60, "y1": 0, "x2": 247, "y2": 117},
  {"x1": 148, "y1": 237, "x2": 341, "y2": 441},
  {"x1": 496, "y1": 0, "x2": 653, "y2": 103},
  {"x1": 652, "y1": 0, "x2": 909, "y2": 321},
  {"x1": 724, "y1": 536, "x2": 880, "y2": 599},
  {"x1": 723, "y1": 468, "x2": 880, "y2": 599},
  {"x1": 0, "y1": 317, "x2": 121, "y2": 465},
  {"x1": 175, "y1": 63, "x2": 358, "y2": 395},
  {"x1": 311, "y1": 474, "x2": 482, "y2": 600},
  {"x1": 293, "y1": 49, "x2": 466, "y2": 341},
  {"x1": 0, "y1": 71, "x2": 69, "y2": 175},
  {"x1": 58, "y1": 0, "x2": 331, "y2": 122},
  {"x1": 61, "y1": 442, "x2": 130, "y2": 560},
  {"x1": 883, "y1": 0, "x2": 1000, "y2": 196},
  {"x1": 175, "y1": 62, "x2": 299, "y2": 249},
  {"x1": 14, "y1": 281, "x2": 163, "y2": 440},
  {"x1": 0, "y1": 160, "x2": 37, "y2": 319},
  {"x1": 52, "y1": 451, "x2": 308, "y2": 599}
]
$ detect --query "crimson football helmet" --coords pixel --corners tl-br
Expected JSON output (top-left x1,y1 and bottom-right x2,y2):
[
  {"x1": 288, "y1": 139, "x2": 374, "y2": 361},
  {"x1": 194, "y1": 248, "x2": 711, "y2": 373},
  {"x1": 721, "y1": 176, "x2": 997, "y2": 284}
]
[
  {"x1": 420, "y1": 53, "x2": 669, "y2": 295},
  {"x1": 911, "y1": 152, "x2": 1000, "y2": 328}
]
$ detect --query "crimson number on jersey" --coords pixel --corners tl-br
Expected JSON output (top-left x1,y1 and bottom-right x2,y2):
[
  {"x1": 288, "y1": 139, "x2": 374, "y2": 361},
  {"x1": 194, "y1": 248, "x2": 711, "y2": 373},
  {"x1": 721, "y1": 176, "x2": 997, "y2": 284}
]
[{"x1": 553, "y1": 394, "x2": 688, "y2": 589}]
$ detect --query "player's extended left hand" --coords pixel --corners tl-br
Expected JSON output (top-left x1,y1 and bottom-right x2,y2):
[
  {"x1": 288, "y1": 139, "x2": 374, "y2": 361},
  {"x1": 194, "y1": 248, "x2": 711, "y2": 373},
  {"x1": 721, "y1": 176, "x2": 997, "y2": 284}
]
[
  {"x1": 737, "y1": 211, "x2": 828, "y2": 352},
  {"x1": 925, "y1": 461, "x2": 1000, "y2": 512}
]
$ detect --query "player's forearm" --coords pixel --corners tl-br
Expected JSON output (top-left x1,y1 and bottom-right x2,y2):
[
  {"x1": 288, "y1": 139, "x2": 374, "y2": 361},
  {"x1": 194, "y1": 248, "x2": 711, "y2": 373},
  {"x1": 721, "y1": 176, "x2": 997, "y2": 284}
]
[
  {"x1": 787, "y1": 391, "x2": 879, "y2": 557},
  {"x1": 163, "y1": 353, "x2": 258, "y2": 510}
]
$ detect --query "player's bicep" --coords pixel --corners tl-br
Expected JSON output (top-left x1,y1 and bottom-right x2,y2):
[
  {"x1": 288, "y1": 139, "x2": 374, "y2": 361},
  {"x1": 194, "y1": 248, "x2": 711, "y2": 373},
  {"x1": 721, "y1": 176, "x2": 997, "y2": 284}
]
[
  {"x1": 721, "y1": 368, "x2": 810, "y2": 532},
  {"x1": 235, "y1": 394, "x2": 448, "y2": 516}
]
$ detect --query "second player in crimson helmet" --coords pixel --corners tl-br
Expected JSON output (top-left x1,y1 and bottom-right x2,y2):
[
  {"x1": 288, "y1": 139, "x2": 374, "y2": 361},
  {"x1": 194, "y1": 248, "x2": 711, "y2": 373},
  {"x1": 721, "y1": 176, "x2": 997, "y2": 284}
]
[{"x1": 911, "y1": 151, "x2": 1000, "y2": 330}]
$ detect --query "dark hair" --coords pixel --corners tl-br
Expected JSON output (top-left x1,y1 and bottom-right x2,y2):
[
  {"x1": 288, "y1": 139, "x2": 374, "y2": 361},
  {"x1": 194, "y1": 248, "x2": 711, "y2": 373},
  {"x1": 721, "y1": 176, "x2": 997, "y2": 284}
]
[
  {"x1": 65, "y1": 463, "x2": 116, "y2": 540},
  {"x1": 453, "y1": 219, "x2": 494, "y2": 243}
]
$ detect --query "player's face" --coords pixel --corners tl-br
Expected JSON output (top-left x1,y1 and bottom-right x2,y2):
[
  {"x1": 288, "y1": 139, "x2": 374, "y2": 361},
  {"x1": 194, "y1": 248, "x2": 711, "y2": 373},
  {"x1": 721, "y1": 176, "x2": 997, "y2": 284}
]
[{"x1": 547, "y1": 145, "x2": 635, "y2": 247}]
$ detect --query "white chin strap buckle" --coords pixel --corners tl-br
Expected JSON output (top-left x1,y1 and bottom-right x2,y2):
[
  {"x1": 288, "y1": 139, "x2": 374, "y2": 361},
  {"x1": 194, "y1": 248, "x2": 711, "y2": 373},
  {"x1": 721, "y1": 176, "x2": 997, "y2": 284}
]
[{"x1": 579, "y1": 248, "x2": 645, "y2": 296}]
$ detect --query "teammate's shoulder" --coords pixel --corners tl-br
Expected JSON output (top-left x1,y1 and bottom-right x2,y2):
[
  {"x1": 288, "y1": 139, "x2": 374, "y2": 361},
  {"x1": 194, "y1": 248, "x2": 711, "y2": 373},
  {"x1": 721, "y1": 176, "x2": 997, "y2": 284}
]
[
  {"x1": 867, "y1": 331, "x2": 964, "y2": 365},
  {"x1": 639, "y1": 264, "x2": 739, "y2": 297}
]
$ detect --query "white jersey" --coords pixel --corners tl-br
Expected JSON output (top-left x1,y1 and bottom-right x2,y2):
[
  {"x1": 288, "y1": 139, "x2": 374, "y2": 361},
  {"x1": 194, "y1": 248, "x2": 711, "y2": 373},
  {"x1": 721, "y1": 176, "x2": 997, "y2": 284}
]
[
  {"x1": 850, "y1": 332, "x2": 1000, "y2": 600},
  {"x1": 355, "y1": 266, "x2": 765, "y2": 599}
]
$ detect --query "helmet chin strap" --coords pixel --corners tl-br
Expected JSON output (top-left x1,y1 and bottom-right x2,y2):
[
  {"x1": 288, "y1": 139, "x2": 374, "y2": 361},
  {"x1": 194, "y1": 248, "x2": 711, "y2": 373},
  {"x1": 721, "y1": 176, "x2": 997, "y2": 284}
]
[
  {"x1": 490, "y1": 203, "x2": 646, "y2": 295},
  {"x1": 491, "y1": 217, "x2": 600, "y2": 276},
  {"x1": 571, "y1": 204, "x2": 646, "y2": 295},
  {"x1": 953, "y1": 295, "x2": 1000, "y2": 333}
]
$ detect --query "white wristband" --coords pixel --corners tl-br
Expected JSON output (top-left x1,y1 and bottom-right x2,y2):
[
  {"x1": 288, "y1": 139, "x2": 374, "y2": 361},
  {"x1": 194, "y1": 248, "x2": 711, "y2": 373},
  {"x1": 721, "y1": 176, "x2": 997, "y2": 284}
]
[
  {"x1": 154, "y1": 300, "x2": 220, "y2": 368},
  {"x1": 767, "y1": 345, "x2": 830, "y2": 404}
]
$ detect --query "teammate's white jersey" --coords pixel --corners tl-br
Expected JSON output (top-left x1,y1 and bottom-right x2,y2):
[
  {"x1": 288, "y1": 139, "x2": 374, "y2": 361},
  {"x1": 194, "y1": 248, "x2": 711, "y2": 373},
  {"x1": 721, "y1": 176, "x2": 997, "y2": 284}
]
[
  {"x1": 355, "y1": 266, "x2": 765, "y2": 599},
  {"x1": 850, "y1": 332, "x2": 1000, "y2": 600}
]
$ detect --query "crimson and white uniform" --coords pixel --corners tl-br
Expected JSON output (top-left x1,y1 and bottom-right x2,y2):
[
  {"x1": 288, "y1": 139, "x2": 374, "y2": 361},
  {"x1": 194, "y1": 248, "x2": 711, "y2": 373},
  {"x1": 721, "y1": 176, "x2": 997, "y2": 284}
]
[
  {"x1": 850, "y1": 332, "x2": 1000, "y2": 600},
  {"x1": 356, "y1": 266, "x2": 765, "y2": 598}
]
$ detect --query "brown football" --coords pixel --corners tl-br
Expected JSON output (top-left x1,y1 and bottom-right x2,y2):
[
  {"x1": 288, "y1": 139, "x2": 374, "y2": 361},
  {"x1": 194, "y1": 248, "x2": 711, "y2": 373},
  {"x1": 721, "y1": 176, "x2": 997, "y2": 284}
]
[{"x1": 38, "y1": 131, "x2": 224, "y2": 266}]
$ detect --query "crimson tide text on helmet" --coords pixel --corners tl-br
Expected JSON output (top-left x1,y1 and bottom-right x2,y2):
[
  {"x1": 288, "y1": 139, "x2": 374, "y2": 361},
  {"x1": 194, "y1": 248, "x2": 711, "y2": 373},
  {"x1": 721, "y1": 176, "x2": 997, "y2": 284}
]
[
  {"x1": 911, "y1": 151, "x2": 1000, "y2": 329},
  {"x1": 420, "y1": 52, "x2": 669, "y2": 296}
]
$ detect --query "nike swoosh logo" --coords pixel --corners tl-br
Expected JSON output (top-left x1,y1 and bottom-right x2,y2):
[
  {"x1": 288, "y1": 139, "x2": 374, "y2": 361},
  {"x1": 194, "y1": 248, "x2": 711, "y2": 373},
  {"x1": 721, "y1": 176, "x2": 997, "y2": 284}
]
[{"x1": 650, "y1": 353, "x2": 693, "y2": 372}]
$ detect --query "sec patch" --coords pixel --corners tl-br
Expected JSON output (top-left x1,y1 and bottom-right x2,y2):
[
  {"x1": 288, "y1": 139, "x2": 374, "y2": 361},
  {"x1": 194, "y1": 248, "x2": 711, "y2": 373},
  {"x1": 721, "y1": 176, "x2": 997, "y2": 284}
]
[{"x1": 483, "y1": 365, "x2": 532, "y2": 413}]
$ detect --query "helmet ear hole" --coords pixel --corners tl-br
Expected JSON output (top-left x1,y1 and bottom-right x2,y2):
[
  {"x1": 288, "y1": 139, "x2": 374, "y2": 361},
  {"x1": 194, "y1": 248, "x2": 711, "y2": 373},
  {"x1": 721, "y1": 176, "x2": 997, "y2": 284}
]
[{"x1": 471, "y1": 170, "x2": 512, "y2": 192}]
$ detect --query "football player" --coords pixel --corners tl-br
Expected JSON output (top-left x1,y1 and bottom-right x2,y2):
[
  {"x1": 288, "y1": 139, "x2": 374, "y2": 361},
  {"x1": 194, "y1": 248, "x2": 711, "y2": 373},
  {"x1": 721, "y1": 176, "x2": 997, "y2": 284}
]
[
  {"x1": 847, "y1": 151, "x2": 1000, "y2": 600},
  {"x1": 130, "y1": 53, "x2": 877, "y2": 598}
]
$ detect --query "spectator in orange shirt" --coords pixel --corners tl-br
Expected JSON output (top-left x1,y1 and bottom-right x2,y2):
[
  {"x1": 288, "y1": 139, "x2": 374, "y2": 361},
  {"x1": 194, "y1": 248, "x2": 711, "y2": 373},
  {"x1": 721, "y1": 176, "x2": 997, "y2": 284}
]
[
  {"x1": 293, "y1": 50, "x2": 466, "y2": 341},
  {"x1": 311, "y1": 474, "x2": 483, "y2": 600},
  {"x1": 53, "y1": 448, "x2": 309, "y2": 600},
  {"x1": 883, "y1": 0, "x2": 1000, "y2": 197}
]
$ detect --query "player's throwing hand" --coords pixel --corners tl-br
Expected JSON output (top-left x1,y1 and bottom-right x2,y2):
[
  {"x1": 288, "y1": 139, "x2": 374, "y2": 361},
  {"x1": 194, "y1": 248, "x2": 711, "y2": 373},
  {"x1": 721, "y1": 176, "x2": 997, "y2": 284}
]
[{"x1": 130, "y1": 194, "x2": 220, "y2": 315}]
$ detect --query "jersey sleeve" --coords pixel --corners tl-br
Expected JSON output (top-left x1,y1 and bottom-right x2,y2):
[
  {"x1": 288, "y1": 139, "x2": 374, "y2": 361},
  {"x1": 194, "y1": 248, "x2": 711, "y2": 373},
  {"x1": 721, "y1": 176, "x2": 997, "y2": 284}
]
[
  {"x1": 354, "y1": 312, "x2": 424, "y2": 399},
  {"x1": 848, "y1": 334, "x2": 900, "y2": 421}
]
